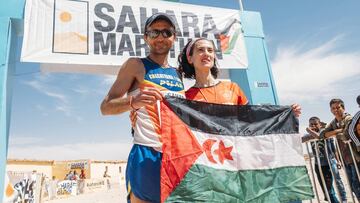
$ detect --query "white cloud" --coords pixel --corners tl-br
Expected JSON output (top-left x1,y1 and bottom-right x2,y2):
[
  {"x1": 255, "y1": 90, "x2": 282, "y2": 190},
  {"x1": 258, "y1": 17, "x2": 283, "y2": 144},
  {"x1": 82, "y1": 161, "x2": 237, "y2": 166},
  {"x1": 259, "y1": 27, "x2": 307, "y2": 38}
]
[
  {"x1": 87, "y1": 75, "x2": 117, "y2": 96},
  {"x1": 23, "y1": 77, "x2": 87, "y2": 120},
  {"x1": 7, "y1": 141, "x2": 132, "y2": 161},
  {"x1": 55, "y1": 104, "x2": 72, "y2": 116},
  {"x1": 9, "y1": 136, "x2": 44, "y2": 146},
  {"x1": 272, "y1": 36, "x2": 360, "y2": 104},
  {"x1": 72, "y1": 87, "x2": 90, "y2": 95},
  {"x1": 102, "y1": 75, "x2": 116, "y2": 86},
  {"x1": 24, "y1": 80, "x2": 68, "y2": 104}
]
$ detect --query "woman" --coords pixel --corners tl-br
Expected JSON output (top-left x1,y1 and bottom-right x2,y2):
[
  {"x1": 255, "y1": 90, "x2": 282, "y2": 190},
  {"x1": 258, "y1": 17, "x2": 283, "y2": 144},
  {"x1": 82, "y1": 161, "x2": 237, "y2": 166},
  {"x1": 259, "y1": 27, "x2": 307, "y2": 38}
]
[
  {"x1": 178, "y1": 38, "x2": 301, "y2": 116},
  {"x1": 178, "y1": 38, "x2": 248, "y2": 105}
]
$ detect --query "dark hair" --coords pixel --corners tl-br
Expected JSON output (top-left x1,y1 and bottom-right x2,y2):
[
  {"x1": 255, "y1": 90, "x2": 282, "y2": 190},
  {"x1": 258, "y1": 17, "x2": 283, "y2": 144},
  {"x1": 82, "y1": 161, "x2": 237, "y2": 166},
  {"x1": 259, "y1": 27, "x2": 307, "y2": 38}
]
[
  {"x1": 357, "y1": 95, "x2": 360, "y2": 105},
  {"x1": 329, "y1": 98, "x2": 345, "y2": 109},
  {"x1": 178, "y1": 38, "x2": 219, "y2": 79},
  {"x1": 309, "y1": 116, "x2": 320, "y2": 123}
]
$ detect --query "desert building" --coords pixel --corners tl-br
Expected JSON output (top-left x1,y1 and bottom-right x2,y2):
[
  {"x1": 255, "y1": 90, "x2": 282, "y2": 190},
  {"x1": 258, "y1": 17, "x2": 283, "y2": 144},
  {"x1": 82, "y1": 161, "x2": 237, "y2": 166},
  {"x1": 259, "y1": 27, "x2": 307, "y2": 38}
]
[{"x1": 6, "y1": 159, "x2": 126, "y2": 182}]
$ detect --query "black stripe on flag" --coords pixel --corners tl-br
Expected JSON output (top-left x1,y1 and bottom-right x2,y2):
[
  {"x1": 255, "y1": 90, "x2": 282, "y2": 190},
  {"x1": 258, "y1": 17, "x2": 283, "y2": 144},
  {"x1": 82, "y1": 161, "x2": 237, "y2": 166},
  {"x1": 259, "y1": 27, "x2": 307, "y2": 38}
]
[{"x1": 164, "y1": 97, "x2": 298, "y2": 136}]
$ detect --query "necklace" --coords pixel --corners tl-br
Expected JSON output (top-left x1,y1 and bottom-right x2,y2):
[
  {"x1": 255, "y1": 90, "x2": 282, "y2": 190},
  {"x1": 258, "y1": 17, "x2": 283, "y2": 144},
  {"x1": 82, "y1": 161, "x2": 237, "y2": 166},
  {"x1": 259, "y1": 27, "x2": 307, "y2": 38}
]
[
  {"x1": 196, "y1": 82, "x2": 219, "y2": 103},
  {"x1": 146, "y1": 56, "x2": 169, "y2": 68}
]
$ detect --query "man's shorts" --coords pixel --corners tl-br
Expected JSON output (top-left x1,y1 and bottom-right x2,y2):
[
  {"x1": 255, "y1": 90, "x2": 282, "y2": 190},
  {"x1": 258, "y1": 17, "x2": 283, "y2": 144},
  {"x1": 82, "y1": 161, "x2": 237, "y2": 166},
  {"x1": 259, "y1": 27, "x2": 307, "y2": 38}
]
[{"x1": 126, "y1": 144, "x2": 162, "y2": 203}]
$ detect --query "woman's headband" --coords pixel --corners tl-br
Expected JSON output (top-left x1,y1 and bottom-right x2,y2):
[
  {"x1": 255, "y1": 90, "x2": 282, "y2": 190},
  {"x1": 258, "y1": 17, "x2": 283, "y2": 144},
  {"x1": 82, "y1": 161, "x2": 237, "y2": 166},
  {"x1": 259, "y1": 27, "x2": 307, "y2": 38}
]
[{"x1": 186, "y1": 38, "x2": 201, "y2": 61}]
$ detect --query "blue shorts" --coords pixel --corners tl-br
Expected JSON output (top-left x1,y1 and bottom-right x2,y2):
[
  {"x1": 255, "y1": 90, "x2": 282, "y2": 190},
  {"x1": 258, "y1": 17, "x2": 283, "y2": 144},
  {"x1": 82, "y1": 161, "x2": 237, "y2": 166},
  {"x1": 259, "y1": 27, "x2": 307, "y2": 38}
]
[{"x1": 126, "y1": 144, "x2": 162, "y2": 203}]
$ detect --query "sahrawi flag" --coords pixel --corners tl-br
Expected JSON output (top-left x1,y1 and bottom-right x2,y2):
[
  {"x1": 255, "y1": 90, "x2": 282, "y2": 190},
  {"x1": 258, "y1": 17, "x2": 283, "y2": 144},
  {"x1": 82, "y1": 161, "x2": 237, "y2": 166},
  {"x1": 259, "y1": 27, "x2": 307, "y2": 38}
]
[{"x1": 160, "y1": 97, "x2": 314, "y2": 203}]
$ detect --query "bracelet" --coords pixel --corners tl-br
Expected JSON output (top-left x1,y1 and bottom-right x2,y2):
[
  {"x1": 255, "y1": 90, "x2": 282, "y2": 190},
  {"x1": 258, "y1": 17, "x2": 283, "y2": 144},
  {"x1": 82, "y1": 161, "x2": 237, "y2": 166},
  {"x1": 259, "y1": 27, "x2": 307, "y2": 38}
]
[{"x1": 129, "y1": 96, "x2": 139, "y2": 110}]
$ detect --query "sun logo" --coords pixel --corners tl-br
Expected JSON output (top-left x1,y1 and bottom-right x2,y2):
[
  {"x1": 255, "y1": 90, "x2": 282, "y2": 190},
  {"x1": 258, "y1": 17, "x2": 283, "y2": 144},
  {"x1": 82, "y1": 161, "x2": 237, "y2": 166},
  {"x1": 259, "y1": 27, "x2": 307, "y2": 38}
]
[
  {"x1": 60, "y1": 11, "x2": 72, "y2": 22},
  {"x1": 53, "y1": 1, "x2": 88, "y2": 54}
]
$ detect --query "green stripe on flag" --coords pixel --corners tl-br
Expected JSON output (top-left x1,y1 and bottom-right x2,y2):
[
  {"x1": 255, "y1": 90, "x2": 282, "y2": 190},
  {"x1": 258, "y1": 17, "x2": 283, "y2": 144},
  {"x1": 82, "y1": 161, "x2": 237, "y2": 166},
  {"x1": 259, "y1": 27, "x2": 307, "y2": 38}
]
[{"x1": 166, "y1": 164, "x2": 313, "y2": 203}]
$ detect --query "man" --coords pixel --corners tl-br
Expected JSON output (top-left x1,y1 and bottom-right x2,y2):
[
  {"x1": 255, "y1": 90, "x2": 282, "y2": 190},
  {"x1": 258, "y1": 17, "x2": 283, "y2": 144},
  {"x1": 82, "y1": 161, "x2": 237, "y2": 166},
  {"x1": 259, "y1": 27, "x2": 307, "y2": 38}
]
[
  {"x1": 356, "y1": 120, "x2": 360, "y2": 138},
  {"x1": 349, "y1": 95, "x2": 360, "y2": 148},
  {"x1": 103, "y1": 166, "x2": 111, "y2": 190},
  {"x1": 322, "y1": 98, "x2": 360, "y2": 200},
  {"x1": 303, "y1": 117, "x2": 347, "y2": 203},
  {"x1": 65, "y1": 170, "x2": 73, "y2": 180},
  {"x1": 100, "y1": 13, "x2": 184, "y2": 203},
  {"x1": 78, "y1": 170, "x2": 86, "y2": 194}
]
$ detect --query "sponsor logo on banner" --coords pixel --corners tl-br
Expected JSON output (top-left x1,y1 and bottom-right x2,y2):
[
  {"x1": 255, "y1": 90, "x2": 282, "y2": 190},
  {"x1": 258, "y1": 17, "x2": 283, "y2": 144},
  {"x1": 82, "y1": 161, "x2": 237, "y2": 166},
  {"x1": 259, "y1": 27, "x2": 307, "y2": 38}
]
[
  {"x1": 84, "y1": 179, "x2": 106, "y2": 192},
  {"x1": 22, "y1": 0, "x2": 248, "y2": 69}
]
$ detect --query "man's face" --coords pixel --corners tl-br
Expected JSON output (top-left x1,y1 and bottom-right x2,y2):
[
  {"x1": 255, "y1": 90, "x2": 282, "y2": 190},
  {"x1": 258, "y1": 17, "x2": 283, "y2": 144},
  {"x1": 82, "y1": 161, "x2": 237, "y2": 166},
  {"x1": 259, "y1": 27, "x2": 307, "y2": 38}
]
[
  {"x1": 144, "y1": 20, "x2": 175, "y2": 55},
  {"x1": 330, "y1": 102, "x2": 345, "y2": 118},
  {"x1": 309, "y1": 120, "x2": 321, "y2": 132}
]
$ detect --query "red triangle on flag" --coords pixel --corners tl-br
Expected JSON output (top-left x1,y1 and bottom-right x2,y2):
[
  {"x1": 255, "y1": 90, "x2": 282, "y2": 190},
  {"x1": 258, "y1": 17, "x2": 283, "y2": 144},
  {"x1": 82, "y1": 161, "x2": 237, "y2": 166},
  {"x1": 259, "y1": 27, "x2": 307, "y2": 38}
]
[{"x1": 160, "y1": 101, "x2": 204, "y2": 203}]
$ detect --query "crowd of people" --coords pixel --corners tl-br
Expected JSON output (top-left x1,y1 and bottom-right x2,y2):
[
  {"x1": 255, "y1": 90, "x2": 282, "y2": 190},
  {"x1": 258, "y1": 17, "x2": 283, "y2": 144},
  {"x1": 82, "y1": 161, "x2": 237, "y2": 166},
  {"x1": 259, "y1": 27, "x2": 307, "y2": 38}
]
[
  {"x1": 64, "y1": 169, "x2": 86, "y2": 181},
  {"x1": 302, "y1": 96, "x2": 360, "y2": 203}
]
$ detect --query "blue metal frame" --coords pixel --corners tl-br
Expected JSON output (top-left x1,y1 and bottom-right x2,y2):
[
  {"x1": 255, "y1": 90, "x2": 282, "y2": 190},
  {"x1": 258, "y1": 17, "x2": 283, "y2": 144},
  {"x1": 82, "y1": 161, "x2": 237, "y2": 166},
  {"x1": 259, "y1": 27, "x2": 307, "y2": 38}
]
[
  {"x1": 230, "y1": 11, "x2": 279, "y2": 105},
  {"x1": 0, "y1": 0, "x2": 24, "y2": 200},
  {"x1": 0, "y1": 17, "x2": 16, "y2": 202}
]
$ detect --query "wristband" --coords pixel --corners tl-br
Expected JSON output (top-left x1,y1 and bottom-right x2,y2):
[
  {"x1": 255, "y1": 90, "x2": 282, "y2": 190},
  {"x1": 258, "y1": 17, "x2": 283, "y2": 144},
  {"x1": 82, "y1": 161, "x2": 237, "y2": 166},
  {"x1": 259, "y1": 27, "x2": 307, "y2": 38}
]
[{"x1": 129, "y1": 96, "x2": 139, "y2": 110}]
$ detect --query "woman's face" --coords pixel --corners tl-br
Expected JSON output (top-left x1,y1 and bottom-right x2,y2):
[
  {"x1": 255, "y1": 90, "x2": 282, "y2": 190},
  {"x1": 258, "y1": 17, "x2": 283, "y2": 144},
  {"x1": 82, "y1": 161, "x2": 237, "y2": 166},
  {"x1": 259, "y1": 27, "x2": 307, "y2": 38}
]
[{"x1": 188, "y1": 40, "x2": 215, "y2": 72}]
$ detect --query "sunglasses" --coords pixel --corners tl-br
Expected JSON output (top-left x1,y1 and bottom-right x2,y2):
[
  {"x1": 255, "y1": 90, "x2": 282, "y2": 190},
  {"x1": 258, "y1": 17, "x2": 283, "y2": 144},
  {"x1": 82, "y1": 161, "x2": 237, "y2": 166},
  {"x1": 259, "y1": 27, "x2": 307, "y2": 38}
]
[{"x1": 145, "y1": 29, "x2": 175, "y2": 39}]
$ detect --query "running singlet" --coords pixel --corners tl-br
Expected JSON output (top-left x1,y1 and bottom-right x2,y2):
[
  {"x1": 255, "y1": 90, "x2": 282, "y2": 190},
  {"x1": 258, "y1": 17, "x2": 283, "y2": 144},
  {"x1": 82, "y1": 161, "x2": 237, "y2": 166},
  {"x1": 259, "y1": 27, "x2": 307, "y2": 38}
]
[
  {"x1": 129, "y1": 58, "x2": 184, "y2": 151},
  {"x1": 185, "y1": 81, "x2": 248, "y2": 105}
]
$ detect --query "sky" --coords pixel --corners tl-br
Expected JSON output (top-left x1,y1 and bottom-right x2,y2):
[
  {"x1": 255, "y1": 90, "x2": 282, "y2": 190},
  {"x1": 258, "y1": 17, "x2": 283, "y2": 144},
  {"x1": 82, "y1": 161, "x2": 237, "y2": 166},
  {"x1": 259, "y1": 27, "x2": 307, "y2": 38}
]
[{"x1": 7, "y1": 0, "x2": 360, "y2": 161}]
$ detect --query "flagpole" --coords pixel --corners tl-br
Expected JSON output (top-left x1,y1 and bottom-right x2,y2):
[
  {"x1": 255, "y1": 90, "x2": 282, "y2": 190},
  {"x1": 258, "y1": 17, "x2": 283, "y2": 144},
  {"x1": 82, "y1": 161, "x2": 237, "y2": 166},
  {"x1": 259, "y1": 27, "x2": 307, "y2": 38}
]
[{"x1": 239, "y1": 0, "x2": 244, "y2": 11}]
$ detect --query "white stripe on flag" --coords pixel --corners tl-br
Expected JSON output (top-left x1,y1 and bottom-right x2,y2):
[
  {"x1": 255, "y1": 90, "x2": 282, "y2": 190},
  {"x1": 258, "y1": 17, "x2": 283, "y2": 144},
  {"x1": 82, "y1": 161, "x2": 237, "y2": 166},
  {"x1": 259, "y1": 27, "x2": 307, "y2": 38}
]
[{"x1": 192, "y1": 131, "x2": 305, "y2": 171}]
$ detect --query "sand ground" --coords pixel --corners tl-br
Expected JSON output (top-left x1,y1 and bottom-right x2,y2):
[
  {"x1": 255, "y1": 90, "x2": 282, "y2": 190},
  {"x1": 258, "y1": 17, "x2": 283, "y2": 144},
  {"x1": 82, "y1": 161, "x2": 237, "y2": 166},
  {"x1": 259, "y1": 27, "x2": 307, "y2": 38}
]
[{"x1": 44, "y1": 183, "x2": 127, "y2": 203}]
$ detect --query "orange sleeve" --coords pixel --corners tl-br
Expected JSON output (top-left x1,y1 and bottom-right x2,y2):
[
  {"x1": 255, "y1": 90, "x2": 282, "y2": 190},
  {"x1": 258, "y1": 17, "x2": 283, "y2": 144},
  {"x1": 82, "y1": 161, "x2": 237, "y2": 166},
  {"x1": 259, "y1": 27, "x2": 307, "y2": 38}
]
[
  {"x1": 232, "y1": 83, "x2": 248, "y2": 105},
  {"x1": 185, "y1": 87, "x2": 197, "y2": 101}
]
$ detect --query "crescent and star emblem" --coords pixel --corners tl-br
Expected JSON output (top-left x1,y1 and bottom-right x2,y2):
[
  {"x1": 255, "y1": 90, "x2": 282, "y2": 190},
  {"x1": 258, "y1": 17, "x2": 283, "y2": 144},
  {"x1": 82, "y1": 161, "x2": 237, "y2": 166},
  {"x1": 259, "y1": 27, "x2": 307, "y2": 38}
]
[{"x1": 202, "y1": 139, "x2": 234, "y2": 164}]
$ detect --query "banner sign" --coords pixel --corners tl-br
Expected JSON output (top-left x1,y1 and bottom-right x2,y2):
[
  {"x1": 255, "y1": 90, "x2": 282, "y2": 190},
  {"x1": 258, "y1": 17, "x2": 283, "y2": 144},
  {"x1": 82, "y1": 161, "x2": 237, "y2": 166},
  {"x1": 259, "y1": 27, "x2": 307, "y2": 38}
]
[
  {"x1": 67, "y1": 160, "x2": 89, "y2": 170},
  {"x1": 5, "y1": 171, "x2": 41, "y2": 203},
  {"x1": 57, "y1": 180, "x2": 77, "y2": 196},
  {"x1": 84, "y1": 179, "x2": 106, "y2": 193},
  {"x1": 21, "y1": 0, "x2": 248, "y2": 69},
  {"x1": 54, "y1": 179, "x2": 106, "y2": 196}
]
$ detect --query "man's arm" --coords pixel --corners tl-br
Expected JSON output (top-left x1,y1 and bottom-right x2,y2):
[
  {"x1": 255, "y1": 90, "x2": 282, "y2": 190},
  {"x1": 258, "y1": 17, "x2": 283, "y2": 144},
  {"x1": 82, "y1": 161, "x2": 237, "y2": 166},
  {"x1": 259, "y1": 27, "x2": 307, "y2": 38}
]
[
  {"x1": 100, "y1": 58, "x2": 162, "y2": 115},
  {"x1": 319, "y1": 122, "x2": 341, "y2": 139},
  {"x1": 302, "y1": 127, "x2": 320, "y2": 143},
  {"x1": 324, "y1": 129, "x2": 343, "y2": 138}
]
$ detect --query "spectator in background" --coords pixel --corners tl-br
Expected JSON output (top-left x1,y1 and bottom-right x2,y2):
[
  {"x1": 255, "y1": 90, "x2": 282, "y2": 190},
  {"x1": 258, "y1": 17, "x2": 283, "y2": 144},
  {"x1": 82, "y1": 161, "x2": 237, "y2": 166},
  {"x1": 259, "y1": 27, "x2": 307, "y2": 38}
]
[
  {"x1": 356, "y1": 120, "x2": 360, "y2": 138},
  {"x1": 104, "y1": 166, "x2": 111, "y2": 190},
  {"x1": 78, "y1": 169, "x2": 86, "y2": 194},
  {"x1": 303, "y1": 116, "x2": 347, "y2": 203},
  {"x1": 72, "y1": 170, "x2": 79, "y2": 181},
  {"x1": 322, "y1": 98, "x2": 360, "y2": 200},
  {"x1": 31, "y1": 170, "x2": 37, "y2": 183},
  {"x1": 349, "y1": 95, "x2": 360, "y2": 150},
  {"x1": 79, "y1": 169, "x2": 86, "y2": 179},
  {"x1": 48, "y1": 176, "x2": 58, "y2": 200},
  {"x1": 65, "y1": 170, "x2": 73, "y2": 180}
]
